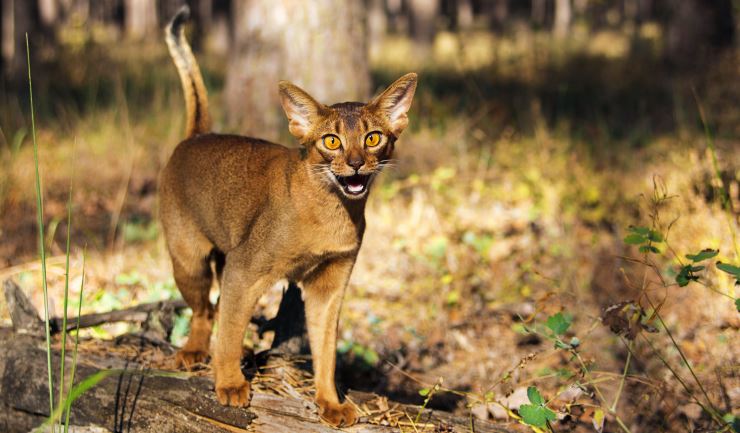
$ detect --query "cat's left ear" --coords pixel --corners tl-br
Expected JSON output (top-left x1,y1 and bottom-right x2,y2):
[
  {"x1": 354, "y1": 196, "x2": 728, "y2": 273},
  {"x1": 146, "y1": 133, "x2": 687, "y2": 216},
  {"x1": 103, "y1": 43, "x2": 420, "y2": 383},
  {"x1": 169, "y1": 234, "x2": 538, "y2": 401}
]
[
  {"x1": 369, "y1": 72, "x2": 417, "y2": 136},
  {"x1": 278, "y1": 81, "x2": 327, "y2": 142}
]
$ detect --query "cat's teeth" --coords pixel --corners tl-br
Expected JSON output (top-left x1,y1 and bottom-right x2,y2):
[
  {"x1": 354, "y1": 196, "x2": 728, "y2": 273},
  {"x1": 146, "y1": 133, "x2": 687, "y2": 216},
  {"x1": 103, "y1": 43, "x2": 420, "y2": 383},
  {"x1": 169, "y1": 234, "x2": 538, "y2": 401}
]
[{"x1": 347, "y1": 183, "x2": 364, "y2": 193}]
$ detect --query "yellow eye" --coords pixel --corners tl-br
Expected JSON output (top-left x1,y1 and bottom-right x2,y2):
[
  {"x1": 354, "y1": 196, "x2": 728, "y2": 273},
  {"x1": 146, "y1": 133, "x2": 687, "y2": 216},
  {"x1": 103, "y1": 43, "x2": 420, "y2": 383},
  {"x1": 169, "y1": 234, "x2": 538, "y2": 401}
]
[
  {"x1": 365, "y1": 132, "x2": 381, "y2": 147},
  {"x1": 322, "y1": 135, "x2": 341, "y2": 150}
]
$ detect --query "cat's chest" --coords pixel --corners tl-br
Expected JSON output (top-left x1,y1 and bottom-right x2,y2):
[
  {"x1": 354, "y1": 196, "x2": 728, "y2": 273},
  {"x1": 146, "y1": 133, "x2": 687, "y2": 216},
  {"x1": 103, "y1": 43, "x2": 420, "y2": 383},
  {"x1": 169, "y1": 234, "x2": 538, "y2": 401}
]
[
  {"x1": 282, "y1": 228, "x2": 360, "y2": 281},
  {"x1": 299, "y1": 220, "x2": 362, "y2": 257}
]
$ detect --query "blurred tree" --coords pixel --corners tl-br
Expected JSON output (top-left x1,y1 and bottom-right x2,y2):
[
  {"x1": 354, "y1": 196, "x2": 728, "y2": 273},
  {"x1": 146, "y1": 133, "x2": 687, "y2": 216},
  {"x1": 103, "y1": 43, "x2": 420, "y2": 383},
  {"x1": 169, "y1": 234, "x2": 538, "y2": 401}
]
[
  {"x1": 531, "y1": 0, "x2": 546, "y2": 27},
  {"x1": 37, "y1": 0, "x2": 59, "y2": 29},
  {"x1": 664, "y1": 0, "x2": 735, "y2": 67},
  {"x1": 408, "y1": 0, "x2": 439, "y2": 51},
  {"x1": 368, "y1": 0, "x2": 387, "y2": 59},
  {"x1": 1, "y1": 0, "x2": 33, "y2": 78},
  {"x1": 456, "y1": 0, "x2": 474, "y2": 31},
  {"x1": 488, "y1": 0, "x2": 508, "y2": 32},
  {"x1": 553, "y1": 0, "x2": 571, "y2": 37},
  {"x1": 124, "y1": 0, "x2": 158, "y2": 40},
  {"x1": 573, "y1": 0, "x2": 588, "y2": 15},
  {"x1": 386, "y1": 0, "x2": 409, "y2": 35},
  {"x1": 224, "y1": 0, "x2": 369, "y2": 140}
]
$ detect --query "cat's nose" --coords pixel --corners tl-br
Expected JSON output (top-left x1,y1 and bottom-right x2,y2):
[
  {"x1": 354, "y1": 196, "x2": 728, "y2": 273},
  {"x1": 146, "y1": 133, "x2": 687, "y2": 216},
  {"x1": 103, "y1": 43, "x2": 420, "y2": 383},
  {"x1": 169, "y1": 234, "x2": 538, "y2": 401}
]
[{"x1": 347, "y1": 156, "x2": 364, "y2": 170}]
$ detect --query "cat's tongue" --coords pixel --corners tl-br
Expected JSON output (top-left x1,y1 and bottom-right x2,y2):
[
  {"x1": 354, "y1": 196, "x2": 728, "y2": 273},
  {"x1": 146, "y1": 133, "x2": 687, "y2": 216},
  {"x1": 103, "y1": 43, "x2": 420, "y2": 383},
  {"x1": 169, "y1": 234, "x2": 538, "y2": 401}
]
[{"x1": 347, "y1": 181, "x2": 364, "y2": 193}]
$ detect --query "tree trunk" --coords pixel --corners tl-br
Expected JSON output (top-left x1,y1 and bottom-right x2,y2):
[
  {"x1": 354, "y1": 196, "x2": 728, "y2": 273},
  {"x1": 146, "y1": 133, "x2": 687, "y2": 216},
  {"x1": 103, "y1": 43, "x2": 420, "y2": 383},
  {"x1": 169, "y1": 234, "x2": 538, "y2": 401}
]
[
  {"x1": 408, "y1": 0, "x2": 439, "y2": 51},
  {"x1": 224, "y1": 0, "x2": 370, "y2": 140},
  {"x1": 531, "y1": 0, "x2": 547, "y2": 27},
  {"x1": 37, "y1": 0, "x2": 59, "y2": 28},
  {"x1": 665, "y1": 0, "x2": 735, "y2": 67},
  {"x1": 367, "y1": 0, "x2": 387, "y2": 59},
  {"x1": 456, "y1": 0, "x2": 474, "y2": 31},
  {"x1": 553, "y1": 0, "x2": 571, "y2": 38},
  {"x1": 1, "y1": 0, "x2": 32, "y2": 79},
  {"x1": 489, "y1": 0, "x2": 509, "y2": 32},
  {"x1": 124, "y1": 0, "x2": 158, "y2": 40},
  {"x1": 573, "y1": 0, "x2": 588, "y2": 15}
]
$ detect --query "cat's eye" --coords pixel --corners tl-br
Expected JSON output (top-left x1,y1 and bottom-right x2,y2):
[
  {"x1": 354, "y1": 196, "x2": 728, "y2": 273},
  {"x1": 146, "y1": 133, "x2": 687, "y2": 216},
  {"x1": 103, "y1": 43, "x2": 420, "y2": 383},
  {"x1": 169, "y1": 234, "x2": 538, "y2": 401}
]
[
  {"x1": 322, "y1": 135, "x2": 341, "y2": 150},
  {"x1": 365, "y1": 132, "x2": 382, "y2": 147}
]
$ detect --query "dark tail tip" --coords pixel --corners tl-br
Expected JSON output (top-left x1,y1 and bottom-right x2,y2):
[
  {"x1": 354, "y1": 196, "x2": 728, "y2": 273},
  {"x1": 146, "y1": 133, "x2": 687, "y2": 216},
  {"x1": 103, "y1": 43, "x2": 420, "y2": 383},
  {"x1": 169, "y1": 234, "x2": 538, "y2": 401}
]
[{"x1": 168, "y1": 4, "x2": 191, "y2": 37}]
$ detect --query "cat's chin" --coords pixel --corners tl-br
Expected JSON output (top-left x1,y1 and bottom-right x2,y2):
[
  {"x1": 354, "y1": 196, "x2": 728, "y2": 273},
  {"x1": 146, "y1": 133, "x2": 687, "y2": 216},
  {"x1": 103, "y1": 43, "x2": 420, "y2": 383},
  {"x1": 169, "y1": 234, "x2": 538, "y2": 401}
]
[{"x1": 333, "y1": 173, "x2": 371, "y2": 199}]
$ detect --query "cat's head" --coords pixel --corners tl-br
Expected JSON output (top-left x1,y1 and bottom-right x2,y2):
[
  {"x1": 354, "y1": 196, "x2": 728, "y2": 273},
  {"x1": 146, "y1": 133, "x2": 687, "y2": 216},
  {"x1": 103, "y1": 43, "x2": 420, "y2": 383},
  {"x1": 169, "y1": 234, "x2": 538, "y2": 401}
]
[{"x1": 278, "y1": 73, "x2": 417, "y2": 200}]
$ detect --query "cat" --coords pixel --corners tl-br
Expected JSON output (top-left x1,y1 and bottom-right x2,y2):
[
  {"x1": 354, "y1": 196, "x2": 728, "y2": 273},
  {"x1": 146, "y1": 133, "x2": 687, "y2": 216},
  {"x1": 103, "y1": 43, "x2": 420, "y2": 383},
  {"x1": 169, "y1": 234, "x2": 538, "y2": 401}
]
[{"x1": 160, "y1": 6, "x2": 416, "y2": 427}]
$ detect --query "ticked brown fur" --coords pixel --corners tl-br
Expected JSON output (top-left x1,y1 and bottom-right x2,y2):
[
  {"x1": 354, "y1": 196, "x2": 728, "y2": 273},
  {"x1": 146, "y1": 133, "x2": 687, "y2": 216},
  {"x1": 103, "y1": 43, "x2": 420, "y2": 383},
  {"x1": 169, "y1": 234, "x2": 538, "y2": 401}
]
[{"x1": 161, "y1": 7, "x2": 416, "y2": 427}]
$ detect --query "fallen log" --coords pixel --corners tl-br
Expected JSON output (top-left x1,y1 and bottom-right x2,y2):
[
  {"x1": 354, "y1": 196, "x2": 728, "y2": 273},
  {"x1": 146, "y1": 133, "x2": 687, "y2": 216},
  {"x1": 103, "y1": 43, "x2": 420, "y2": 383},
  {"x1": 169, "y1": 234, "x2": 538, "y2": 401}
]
[
  {"x1": 1, "y1": 278, "x2": 523, "y2": 433},
  {"x1": 2, "y1": 279, "x2": 268, "y2": 337},
  {"x1": 0, "y1": 329, "x2": 523, "y2": 433}
]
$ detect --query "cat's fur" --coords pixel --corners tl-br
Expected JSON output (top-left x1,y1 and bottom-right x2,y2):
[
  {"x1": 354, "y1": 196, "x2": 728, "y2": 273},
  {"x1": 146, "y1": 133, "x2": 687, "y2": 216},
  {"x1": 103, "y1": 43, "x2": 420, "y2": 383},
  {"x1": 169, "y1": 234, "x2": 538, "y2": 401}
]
[{"x1": 161, "y1": 6, "x2": 416, "y2": 427}]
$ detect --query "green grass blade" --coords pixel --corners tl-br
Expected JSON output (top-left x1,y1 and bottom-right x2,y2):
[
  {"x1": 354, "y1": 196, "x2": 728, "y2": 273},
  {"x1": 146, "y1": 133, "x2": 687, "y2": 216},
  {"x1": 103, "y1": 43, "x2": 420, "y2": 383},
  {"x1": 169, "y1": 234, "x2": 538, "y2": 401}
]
[
  {"x1": 63, "y1": 252, "x2": 85, "y2": 433},
  {"x1": 58, "y1": 186, "x2": 72, "y2": 428},
  {"x1": 25, "y1": 32, "x2": 55, "y2": 431},
  {"x1": 39, "y1": 369, "x2": 116, "y2": 433}
]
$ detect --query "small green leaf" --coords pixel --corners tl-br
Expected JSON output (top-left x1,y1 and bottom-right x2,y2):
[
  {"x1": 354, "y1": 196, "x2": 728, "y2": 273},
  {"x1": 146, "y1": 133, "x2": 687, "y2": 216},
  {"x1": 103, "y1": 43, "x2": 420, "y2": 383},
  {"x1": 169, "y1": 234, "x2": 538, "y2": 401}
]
[
  {"x1": 630, "y1": 226, "x2": 651, "y2": 236},
  {"x1": 717, "y1": 262, "x2": 740, "y2": 276},
  {"x1": 623, "y1": 233, "x2": 645, "y2": 245},
  {"x1": 545, "y1": 312, "x2": 572, "y2": 335},
  {"x1": 520, "y1": 404, "x2": 556, "y2": 429},
  {"x1": 723, "y1": 413, "x2": 740, "y2": 433},
  {"x1": 520, "y1": 404, "x2": 547, "y2": 428},
  {"x1": 676, "y1": 265, "x2": 700, "y2": 287},
  {"x1": 676, "y1": 273, "x2": 690, "y2": 287},
  {"x1": 638, "y1": 245, "x2": 660, "y2": 254},
  {"x1": 646, "y1": 230, "x2": 663, "y2": 242},
  {"x1": 735, "y1": 299, "x2": 740, "y2": 313},
  {"x1": 543, "y1": 407, "x2": 557, "y2": 423},
  {"x1": 419, "y1": 388, "x2": 430, "y2": 396},
  {"x1": 554, "y1": 340, "x2": 571, "y2": 349},
  {"x1": 362, "y1": 348, "x2": 379, "y2": 366},
  {"x1": 686, "y1": 249, "x2": 719, "y2": 262},
  {"x1": 527, "y1": 386, "x2": 544, "y2": 405},
  {"x1": 446, "y1": 290, "x2": 460, "y2": 306}
]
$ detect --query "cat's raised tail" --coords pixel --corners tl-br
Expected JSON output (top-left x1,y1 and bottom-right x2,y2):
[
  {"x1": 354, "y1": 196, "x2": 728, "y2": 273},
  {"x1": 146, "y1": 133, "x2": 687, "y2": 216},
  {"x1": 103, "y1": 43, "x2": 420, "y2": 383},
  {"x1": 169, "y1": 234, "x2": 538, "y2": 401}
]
[{"x1": 165, "y1": 5, "x2": 211, "y2": 138}]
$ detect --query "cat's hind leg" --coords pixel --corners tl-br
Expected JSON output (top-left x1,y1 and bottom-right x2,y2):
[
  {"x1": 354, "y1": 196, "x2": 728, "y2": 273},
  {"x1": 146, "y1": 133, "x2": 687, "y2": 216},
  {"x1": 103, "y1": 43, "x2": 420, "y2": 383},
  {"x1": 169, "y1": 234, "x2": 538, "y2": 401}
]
[{"x1": 165, "y1": 223, "x2": 216, "y2": 370}]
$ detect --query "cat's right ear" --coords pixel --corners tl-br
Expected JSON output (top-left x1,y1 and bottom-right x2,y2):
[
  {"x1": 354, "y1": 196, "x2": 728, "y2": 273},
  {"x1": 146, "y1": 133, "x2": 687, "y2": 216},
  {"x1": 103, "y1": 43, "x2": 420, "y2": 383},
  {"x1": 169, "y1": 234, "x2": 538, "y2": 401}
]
[
  {"x1": 278, "y1": 81, "x2": 326, "y2": 141},
  {"x1": 369, "y1": 72, "x2": 417, "y2": 136}
]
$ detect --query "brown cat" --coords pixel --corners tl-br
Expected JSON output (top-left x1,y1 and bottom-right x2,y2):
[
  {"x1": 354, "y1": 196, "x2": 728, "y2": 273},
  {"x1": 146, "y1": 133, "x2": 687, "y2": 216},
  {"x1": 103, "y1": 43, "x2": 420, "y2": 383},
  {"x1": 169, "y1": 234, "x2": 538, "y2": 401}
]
[{"x1": 160, "y1": 6, "x2": 416, "y2": 427}]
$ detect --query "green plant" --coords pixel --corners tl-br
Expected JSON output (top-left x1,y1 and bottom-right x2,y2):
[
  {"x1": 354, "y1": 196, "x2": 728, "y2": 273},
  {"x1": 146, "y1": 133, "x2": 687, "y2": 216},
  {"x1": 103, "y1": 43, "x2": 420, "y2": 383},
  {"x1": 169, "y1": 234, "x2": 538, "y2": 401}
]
[
  {"x1": 27, "y1": 32, "x2": 55, "y2": 428},
  {"x1": 519, "y1": 386, "x2": 557, "y2": 430},
  {"x1": 27, "y1": 33, "x2": 89, "y2": 433}
]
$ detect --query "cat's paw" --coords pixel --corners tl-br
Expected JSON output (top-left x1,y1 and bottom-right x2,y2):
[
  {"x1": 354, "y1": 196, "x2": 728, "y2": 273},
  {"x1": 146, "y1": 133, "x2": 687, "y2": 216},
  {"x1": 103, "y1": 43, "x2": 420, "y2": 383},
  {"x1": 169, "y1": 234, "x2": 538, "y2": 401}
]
[
  {"x1": 215, "y1": 380, "x2": 251, "y2": 407},
  {"x1": 175, "y1": 349, "x2": 209, "y2": 370},
  {"x1": 317, "y1": 399, "x2": 358, "y2": 427}
]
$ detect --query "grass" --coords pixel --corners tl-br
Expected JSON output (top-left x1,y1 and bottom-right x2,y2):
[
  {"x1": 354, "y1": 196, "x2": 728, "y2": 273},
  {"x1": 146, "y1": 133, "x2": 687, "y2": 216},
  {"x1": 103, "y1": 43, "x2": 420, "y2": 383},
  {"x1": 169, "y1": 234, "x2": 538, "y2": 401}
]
[
  {"x1": 26, "y1": 32, "x2": 55, "y2": 426},
  {"x1": 26, "y1": 32, "x2": 93, "y2": 432}
]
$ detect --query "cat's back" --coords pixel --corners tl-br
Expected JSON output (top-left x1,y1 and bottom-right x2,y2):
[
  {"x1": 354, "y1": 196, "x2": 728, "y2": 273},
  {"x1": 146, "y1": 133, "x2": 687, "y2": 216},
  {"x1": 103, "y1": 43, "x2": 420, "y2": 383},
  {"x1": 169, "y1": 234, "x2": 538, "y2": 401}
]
[
  {"x1": 166, "y1": 133, "x2": 292, "y2": 173},
  {"x1": 162, "y1": 133, "x2": 295, "y2": 191},
  {"x1": 160, "y1": 133, "x2": 299, "y2": 248}
]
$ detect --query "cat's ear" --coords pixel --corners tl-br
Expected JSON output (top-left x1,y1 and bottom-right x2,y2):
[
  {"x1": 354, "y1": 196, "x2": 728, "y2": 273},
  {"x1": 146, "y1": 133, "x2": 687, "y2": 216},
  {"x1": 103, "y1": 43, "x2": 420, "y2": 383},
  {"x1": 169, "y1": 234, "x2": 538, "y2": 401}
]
[
  {"x1": 369, "y1": 72, "x2": 417, "y2": 136},
  {"x1": 278, "y1": 81, "x2": 326, "y2": 141}
]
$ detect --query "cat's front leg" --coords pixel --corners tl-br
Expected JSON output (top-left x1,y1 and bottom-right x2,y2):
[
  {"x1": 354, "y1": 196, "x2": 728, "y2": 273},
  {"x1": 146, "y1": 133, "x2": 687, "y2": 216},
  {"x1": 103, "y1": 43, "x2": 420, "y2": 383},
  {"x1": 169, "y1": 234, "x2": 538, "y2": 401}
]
[
  {"x1": 302, "y1": 256, "x2": 358, "y2": 427},
  {"x1": 213, "y1": 254, "x2": 271, "y2": 407}
]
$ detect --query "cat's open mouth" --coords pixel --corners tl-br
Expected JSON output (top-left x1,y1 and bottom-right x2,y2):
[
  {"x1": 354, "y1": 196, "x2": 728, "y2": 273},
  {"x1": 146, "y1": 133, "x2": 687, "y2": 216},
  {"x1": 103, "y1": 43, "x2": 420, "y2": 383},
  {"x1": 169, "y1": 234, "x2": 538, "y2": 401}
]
[{"x1": 335, "y1": 173, "x2": 371, "y2": 196}]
